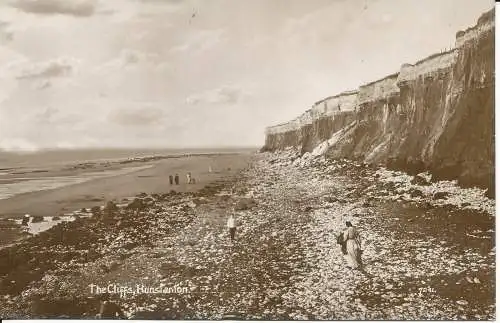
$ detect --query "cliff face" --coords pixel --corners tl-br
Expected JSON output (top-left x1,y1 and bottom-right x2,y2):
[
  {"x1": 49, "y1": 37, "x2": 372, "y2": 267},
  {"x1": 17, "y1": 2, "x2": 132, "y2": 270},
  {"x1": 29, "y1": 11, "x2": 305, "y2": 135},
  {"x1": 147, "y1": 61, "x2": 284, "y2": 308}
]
[
  {"x1": 264, "y1": 91, "x2": 358, "y2": 153},
  {"x1": 262, "y1": 9, "x2": 494, "y2": 196}
]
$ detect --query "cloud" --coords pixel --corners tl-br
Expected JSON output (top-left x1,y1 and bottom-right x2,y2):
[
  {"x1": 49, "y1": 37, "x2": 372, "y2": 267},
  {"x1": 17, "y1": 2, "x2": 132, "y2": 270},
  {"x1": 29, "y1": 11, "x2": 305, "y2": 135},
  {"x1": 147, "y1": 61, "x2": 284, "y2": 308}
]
[
  {"x1": 0, "y1": 21, "x2": 14, "y2": 42},
  {"x1": 170, "y1": 29, "x2": 225, "y2": 54},
  {"x1": 107, "y1": 107, "x2": 165, "y2": 126},
  {"x1": 186, "y1": 85, "x2": 249, "y2": 105},
  {"x1": 15, "y1": 57, "x2": 78, "y2": 80},
  {"x1": 8, "y1": 0, "x2": 96, "y2": 17},
  {"x1": 98, "y1": 49, "x2": 169, "y2": 72},
  {"x1": 138, "y1": 0, "x2": 184, "y2": 4},
  {"x1": 0, "y1": 137, "x2": 38, "y2": 152},
  {"x1": 34, "y1": 106, "x2": 58, "y2": 122},
  {"x1": 36, "y1": 80, "x2": 52, "y2": 90}
]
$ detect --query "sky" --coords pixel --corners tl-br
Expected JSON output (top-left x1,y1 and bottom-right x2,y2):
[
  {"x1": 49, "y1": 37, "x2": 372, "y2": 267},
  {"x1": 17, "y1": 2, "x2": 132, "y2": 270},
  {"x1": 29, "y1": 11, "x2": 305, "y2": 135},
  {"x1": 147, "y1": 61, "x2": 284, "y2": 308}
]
[{"x1": 0, "y1": 0, "x2": 494, "y2": 151}]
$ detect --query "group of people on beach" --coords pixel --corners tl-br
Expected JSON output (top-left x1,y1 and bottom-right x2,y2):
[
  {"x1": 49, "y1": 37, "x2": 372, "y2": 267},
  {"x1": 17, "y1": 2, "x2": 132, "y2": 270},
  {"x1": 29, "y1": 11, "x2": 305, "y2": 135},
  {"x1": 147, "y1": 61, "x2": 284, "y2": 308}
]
[{"x1": 168, "y1": 172, "x2": 196, "y2": 186}]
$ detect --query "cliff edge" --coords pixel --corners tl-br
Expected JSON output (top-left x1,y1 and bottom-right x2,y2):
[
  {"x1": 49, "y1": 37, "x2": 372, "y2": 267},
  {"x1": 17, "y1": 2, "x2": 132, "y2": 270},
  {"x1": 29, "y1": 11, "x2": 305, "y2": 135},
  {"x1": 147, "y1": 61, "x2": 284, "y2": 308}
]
[{"x1": 262, "y1": 8, "x2": 495, "y2": 197}]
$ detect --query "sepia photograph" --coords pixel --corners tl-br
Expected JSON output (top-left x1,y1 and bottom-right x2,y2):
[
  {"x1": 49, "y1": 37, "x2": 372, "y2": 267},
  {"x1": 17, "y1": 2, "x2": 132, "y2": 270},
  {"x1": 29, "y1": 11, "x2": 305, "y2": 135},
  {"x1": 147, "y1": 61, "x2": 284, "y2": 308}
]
[{"x1": 0, "y1": 0, "x2": 495, "y2": 320}]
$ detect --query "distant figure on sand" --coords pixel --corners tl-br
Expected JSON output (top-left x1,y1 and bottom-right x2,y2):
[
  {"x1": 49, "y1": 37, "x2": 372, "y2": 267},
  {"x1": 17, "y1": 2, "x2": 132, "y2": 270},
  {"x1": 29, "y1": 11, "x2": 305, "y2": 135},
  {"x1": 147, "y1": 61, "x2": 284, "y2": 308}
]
[
  {"x1": 186, "y1": 172, "x2": 192, "y2": 184},
  {"x1": 96, "y1": 293, "x2": 125, "y2": 319},
  {"x1": 22, "y1": 214, "x2": 30, "y2": 226},
  {"x1": 174, "y1": 174, "x2": 179, "y2": 185},
  {"x1": 227, "y1": 213, "x2": 237, "y2": 241},
  {"x1": 343, "y1": 220, "x2": 362, "y2": 269},
  {"x1": 169, "y1": 175, "x2": 174, "y2": 185}
]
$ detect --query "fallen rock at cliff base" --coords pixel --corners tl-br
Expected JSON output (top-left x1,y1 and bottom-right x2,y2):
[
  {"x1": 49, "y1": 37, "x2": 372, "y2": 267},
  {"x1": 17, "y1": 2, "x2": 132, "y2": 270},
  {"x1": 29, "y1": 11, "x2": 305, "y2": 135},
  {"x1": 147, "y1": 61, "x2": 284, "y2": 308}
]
[
  {"x1": 433, "y1": 192, "x2": 449, "y2": 200},
  {"x1": 411, "y1": 175, "x2": 431, "y2": 186}
]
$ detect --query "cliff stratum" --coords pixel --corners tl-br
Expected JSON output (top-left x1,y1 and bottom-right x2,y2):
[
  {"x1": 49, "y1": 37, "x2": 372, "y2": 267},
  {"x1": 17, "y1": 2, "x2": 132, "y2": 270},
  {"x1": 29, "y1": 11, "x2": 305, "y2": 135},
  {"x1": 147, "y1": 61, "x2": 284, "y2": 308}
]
[{"x1": 263, "y1": 9, "x2": 495, "y2": 196}]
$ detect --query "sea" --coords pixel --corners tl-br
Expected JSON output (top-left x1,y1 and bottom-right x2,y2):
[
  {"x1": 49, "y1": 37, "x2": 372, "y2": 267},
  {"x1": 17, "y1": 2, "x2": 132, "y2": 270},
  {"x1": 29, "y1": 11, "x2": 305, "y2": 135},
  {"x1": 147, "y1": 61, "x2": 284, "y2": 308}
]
[{"x1": 0, "y1": 147, "x2": 254, "y2": 201}]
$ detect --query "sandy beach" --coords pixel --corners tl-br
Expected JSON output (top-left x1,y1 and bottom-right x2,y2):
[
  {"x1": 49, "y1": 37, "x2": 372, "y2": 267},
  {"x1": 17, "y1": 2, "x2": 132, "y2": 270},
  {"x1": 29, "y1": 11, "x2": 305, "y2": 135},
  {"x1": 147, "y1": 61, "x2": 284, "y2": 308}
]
[{"x1": 0, "y1": 153, "x2": 252, "y2": 219}]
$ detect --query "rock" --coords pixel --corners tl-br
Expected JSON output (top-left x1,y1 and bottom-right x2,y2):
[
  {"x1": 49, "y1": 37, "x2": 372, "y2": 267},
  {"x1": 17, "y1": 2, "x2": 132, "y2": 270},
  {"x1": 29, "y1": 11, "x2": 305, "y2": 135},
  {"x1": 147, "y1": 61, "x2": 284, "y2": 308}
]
[
  {"x1": 31, "y1": 215, "x2": 44, "y2": 223},
  {"x1": 409, "y1": 188, "x2": 424, "y2": 198},
  {"x1": 103, "y1": 201, "x2": 119, "y2": 215},
  {"x1": 143, "y1": 197, "x2": 155, "y2": 205},
  {"x1": 456, "y1": 300, "x2": 469, "y2": 306},
  {"x1": 324, "y1": 196, "x2": 338, "y2": 203},
  {"x1": 235, "y1": 198, "x2": 257, "y2": 211},
  {"x1": 433, "y1": 192, "x2": 449, "y2": 200},
  {"x1": 90, "y1": 206, "x2": 102, "y2": 217},
  {"x1": 303, "y1": 206, "x2": 313, "y2": 212},
  {"x1": 126, "y1": 198, "x2": 145, "y2": 210},
  {"x1": 411, "y1": 175, "x2": 430, "y2": 186}
]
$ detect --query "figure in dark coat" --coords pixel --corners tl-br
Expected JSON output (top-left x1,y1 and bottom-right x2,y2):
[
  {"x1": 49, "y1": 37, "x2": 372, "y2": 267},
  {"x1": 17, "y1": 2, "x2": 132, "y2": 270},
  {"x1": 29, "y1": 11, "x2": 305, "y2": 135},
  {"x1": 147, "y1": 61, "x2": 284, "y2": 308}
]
[{"x1": 337, "y1": 231, "x2": 347, "y2": 255}]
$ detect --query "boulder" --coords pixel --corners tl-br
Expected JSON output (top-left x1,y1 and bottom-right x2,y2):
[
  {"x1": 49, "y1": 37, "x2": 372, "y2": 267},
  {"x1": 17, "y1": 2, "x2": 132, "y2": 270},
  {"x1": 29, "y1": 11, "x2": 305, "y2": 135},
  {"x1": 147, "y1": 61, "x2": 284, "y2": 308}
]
[
  {"x1": 433, "y1": 192, "x2": 449, "y2": 200},
  {"x1": 103, "y1": 201, "x2": 119, "y2": 214},
  {"x1": 411, "y1": 175, "x2": 430, "y2": 186},
  {"x1": 409, "y1": 188, "x2": 425, "y2": 198},
  {"x1": 31, "y1": 215, "x2": 44, "y2": 223},
  {"x1": 234, "y1": 198, "x2": 257, "y2": 211},
  {"x1": 126, "y1": 198, "x2": 145, "y2": 210},
  {"x1": 90, "y1": 206, "x2": 102, "y2": 217}
]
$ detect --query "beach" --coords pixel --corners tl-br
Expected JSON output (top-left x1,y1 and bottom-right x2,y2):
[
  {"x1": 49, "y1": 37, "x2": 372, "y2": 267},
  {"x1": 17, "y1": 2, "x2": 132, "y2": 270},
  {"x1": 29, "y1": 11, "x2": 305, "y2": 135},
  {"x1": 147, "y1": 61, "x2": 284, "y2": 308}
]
[
  {"x1": 0, "y1": 152, "x2": 252, "y2": 218},
  {"x1": 0, "y1": 151, "x2": 253, "y2": 246},
  {"x1": 0, "y1": 150, "x2": 494, "y2": 319}
]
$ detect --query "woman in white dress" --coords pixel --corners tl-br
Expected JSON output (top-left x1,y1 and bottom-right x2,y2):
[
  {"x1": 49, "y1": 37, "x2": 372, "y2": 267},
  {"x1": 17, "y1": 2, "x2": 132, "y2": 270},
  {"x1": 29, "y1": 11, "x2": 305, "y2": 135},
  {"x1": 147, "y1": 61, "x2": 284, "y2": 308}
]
[{"x1": 343, "y1": 220, "x2": 362, "y2": 269}]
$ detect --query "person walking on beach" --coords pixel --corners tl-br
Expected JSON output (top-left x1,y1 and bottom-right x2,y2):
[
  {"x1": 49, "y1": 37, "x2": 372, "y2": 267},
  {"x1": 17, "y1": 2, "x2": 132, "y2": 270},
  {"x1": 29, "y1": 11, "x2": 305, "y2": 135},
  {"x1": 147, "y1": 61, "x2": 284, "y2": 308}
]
[
  {"x1": 186, "y1": 172, "x2": 192, "y2": 184},
  {"x1": 96, "y1": 293, "x2": 126, "y2": 319},
  {"x1": 174, "y1": 173, "x2": 179, "y2": 185},
  {"x1": 22, "y1": 214, "x2": 30, "y2": 226},
  {"x1": 169, "y1": 174, "x2": 174, "y2": 185},
  {"x1": 227, "y1": 213, "x2": 237, "y2": 241},
  {"x1": 343, "y1": 220, "x2": 362, "y2": 269}
]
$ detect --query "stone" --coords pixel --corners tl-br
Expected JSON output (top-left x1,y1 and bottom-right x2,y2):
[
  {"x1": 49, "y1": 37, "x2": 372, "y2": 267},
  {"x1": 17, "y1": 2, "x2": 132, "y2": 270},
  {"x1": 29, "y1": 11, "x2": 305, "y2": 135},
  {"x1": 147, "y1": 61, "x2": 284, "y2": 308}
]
[
  {"x1": 411, "y1": 175, "x2": 430, "y2": 186},
  {"x1": 234, "y1": 198, "x2": 257, "y2": 211},
  {"x1": 90, "y1": 206, "x2": 102, "y2": 217},
  {"x1": 31, "y1": 215, "x2": 44, "y2": 223},
  {"x1": 433, "y1": 192, "x2": 449, "y2": 200},
  {"x1": 409, "y1": 188, "x2": 424, "y2": 198},
  {"x1": 126, "y1": 198, "x2": 145, "y2": 211}
]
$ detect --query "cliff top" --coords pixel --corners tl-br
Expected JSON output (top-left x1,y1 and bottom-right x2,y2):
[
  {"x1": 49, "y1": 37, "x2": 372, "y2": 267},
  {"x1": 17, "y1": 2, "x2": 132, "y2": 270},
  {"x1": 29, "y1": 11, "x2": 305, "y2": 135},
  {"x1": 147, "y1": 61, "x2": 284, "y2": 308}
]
[
  {"x1": 411, "y1": 49, "x2": 457, "y2": 67},
  {"x1": 456, "y1": 7, "x2": 494, "y2": 38},
  {"x1": 313, "y1": 90, "x2": 359, "y2": 106},
  {"x1": 359, "y1": 71, "x2": 399, "y2": 89}
]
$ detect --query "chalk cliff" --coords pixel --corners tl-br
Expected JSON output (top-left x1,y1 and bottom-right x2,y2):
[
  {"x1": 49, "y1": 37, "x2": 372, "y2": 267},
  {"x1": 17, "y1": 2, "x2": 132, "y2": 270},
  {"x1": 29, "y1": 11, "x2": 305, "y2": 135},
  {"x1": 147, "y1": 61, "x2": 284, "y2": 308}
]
[{"x1": 262, "y1": 9, "x2": 494, "y2": 196}]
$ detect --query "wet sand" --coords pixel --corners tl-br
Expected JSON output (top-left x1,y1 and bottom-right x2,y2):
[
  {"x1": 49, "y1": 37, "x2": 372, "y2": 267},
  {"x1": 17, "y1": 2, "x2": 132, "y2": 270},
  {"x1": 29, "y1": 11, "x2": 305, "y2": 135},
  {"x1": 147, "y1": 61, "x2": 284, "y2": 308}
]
[{"x1": 0, "y1": 153, "x2": 252, "y2": 219}]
